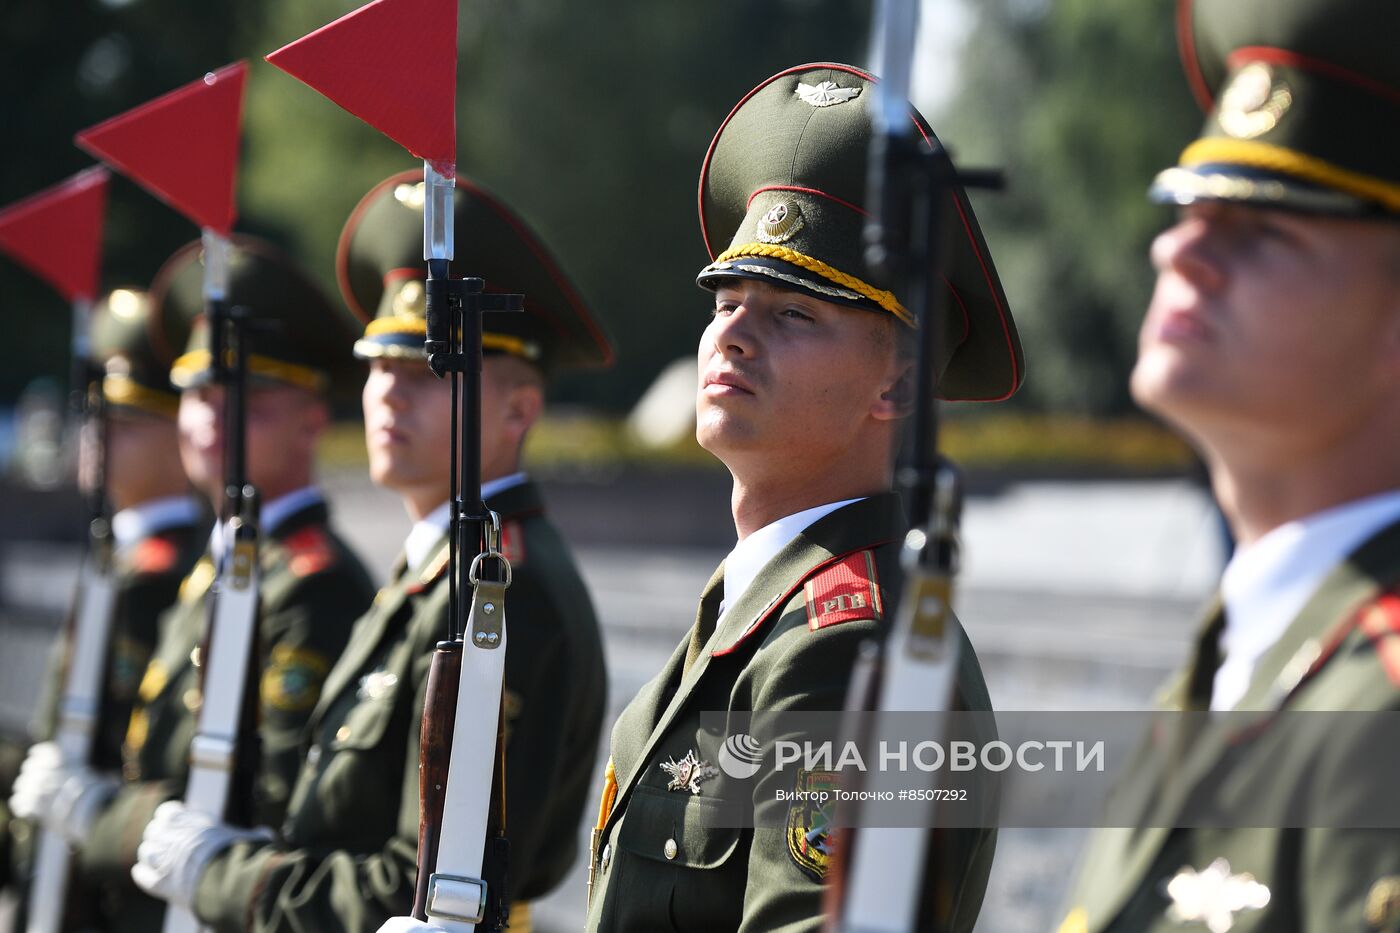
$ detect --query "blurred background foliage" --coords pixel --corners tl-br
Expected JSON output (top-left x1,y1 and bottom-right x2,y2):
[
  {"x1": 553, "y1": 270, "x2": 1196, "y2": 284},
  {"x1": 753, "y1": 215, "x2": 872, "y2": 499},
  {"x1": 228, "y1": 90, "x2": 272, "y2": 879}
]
[{"x1": 1, "y1": 0, "x2": 1203, "y2": 446}]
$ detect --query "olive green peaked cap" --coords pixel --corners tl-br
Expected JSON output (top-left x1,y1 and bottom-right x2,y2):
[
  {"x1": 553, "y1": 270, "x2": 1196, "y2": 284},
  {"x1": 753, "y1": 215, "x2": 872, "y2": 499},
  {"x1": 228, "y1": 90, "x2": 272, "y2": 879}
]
[
  {"x1": 697, "y1": 62, "x2": 1024, "y2": 402},
  {"x1": 338, "y1": 169, "x2": 614, "y2": 374},
  {"x1": 149, "y1": 235, "x2": 359, "y2": 395},
  {"x1": 89, "y1": 287, "x2": 179, "y2": 418},
  {"x1": 1153, "y1": 0, "x2": 1400, "y2": 215}
]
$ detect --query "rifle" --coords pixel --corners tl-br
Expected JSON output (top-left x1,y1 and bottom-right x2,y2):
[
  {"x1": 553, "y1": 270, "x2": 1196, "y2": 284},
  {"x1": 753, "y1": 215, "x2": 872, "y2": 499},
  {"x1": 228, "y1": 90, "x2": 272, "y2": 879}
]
[
  {"x1": 826, "y1": 2, "x2": 1004, "y2": 930},
  {"x1": 410, "y1": 167, "x2": 522, "y2": 932},
  {"x1": 72, "y1": 62, "x2": 255, "y2": 933},
  {"x1": 264, "y1": 5, "x2": 521, "y2": 925},
  {"x1": 161, "y1": 230, "x2": 264, "y2": 933},
  {"x1": 0, "y1": 167, "x2": 114, "y2": 933},
  {"x1": 27, "y1": 301, "x2": 119, "y2": 933}
]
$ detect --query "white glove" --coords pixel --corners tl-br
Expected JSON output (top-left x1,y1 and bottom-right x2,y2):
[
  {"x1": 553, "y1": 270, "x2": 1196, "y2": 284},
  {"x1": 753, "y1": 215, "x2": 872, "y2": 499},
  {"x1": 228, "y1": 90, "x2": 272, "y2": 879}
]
[
  {"x1": 131, "y1": 801, "x2": 274, "y2": 909},
  {"x1": 8, "y1": 742, "x2": 67, "y2": 823},
  {"x1": 376, "y1": 918, "x2": 449, "y2": 933},
  {"x1": 50, "y1": 767, "x2": 120, "y2": 844}
]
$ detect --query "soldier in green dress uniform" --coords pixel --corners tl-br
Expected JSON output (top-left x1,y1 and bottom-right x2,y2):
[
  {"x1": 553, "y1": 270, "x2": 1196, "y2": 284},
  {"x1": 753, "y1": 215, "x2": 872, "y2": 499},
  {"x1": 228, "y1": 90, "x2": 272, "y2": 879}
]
[
  {"x1": 129, "y1": 170, "x2": 613, "y2": 933},
  {"x1": 1058, "y1": 1, "x2": 1400, "y2": 931},
  {"x1": 5, "y1": 287, "x2": 206, "y2": 923},
  {"x1": 15, "y1": 236, "x2": 379, "y2": 932}
]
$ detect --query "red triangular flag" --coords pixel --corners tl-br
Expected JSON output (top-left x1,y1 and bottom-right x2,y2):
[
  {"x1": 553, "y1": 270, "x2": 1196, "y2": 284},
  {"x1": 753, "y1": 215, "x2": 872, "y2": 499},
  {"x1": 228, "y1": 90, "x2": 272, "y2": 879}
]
[
  {"x1": 75, "y1": 62, "x2": 246, "y2": 235},
  {"x1": 0, "y1": 167, "x2": 109, "y2": 302},
  {"x1": 266, "y1": 0, "x2": 456, "y2": 165}
]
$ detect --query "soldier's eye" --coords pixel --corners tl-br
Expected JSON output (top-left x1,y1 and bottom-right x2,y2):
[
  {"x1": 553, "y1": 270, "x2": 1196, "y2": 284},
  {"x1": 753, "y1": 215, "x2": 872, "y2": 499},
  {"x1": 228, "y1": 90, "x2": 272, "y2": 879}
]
[{"x1": 781, "y1": 307, "x2": 814, "y2": 322}]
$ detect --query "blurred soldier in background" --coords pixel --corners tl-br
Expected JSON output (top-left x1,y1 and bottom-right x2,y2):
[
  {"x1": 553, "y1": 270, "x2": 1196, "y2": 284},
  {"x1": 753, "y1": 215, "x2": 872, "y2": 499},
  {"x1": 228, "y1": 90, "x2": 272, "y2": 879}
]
[
  {"x1": 12, "y1": 236, "x2": 376, "y2": 932},
  {"x1": 3, "y1": 287, "x2": 206, "y2": 924},
  {"x1": 129, "y1": 171, "x2": 613, "y2": 932},
  {"x1": 1060, "y1": 0, "x2": 1400, "y2": 930}
]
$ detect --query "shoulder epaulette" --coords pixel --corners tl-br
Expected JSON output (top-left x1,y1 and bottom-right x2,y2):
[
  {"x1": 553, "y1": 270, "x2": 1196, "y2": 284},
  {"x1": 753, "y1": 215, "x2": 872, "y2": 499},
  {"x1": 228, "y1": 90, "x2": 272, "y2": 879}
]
[
  {"x1": 281, "y1": 526, "x2": 337, "y2": 578},
  {"x1": 501, "y1": 520, "x2": 527, "y2": 567},
  {"x1": 1357, "y1": 592, "x2": 1400, "y2": 688},
  {"x1": 803, "y1": 549, "x2": 882, "y2": 632},
  {"x1": 130, "y1": 535, "x2": 179, "y2": 575}
]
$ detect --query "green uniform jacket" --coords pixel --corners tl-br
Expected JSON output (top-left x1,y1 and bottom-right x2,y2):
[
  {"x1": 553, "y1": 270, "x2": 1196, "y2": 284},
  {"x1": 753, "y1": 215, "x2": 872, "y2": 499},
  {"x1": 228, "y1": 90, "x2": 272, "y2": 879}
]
[
  {"x1": 1060, "y1": 515, "x2": 1400, "y2": 933},
  {"x1": 1, "y1": 516, "x2": 205, "y2": 902},
  {"x1": 584, "y1": 493, "x2": 996, "y2": 933},
  {"x1": 79, "y1": 497, "x2": 374, "y2": 932},
  {"x1": 190, "y1": 480, "x2": 606, "y2": 932}
]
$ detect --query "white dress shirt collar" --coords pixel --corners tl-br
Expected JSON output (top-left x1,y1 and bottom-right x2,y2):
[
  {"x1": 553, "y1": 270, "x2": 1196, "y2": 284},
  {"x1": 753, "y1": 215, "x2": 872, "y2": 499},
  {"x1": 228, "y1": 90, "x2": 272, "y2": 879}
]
[
  {"x1": 1214, "y1": 488, "x2": 1400, "y2": 710},
  {"x1": 209, "y1": 485, "x2": 325, "y2": 561},
  {"x1": 402, "y1": 473, "x2": 530, "y2": 573},
  {"x1": 111, "y1": 495, "x2": 202, "y2": 551},
  {"x1": 721, "y1": 498, "x2": 864, "y2": 617}
]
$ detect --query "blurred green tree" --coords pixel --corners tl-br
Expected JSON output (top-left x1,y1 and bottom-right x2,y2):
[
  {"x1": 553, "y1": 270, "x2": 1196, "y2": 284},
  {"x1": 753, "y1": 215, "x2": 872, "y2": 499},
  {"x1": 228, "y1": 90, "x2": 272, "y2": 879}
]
[{"x1": 940, "y1": 0, "x2": 1200, "y2": 415}]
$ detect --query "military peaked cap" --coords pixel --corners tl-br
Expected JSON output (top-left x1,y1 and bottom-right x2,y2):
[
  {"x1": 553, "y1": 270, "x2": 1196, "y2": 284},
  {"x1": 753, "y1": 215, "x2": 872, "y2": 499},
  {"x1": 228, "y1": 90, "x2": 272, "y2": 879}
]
[
  {"x1": 150, "y1": 235, "x2": 359, "y2": 396},
  {"x1": 338, "y1": 169, "x2": 613, "y2": 375},
  {"x1": 696, "y1": 62, "x2": 1024, "y2": 402},
  {"x1": 1154, "y1": 0, "x2": 1400, "y2": 215}
]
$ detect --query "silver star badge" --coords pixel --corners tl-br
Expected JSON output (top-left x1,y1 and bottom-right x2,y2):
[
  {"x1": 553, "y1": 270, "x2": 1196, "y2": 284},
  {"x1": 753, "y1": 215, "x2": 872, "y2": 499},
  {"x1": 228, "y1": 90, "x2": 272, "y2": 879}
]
[
  {"x1": 795, "y1": 81, "x2": 862, "y2": 107},
  {"x1": 659, "y1": 749, "x2": 719, "y2": 795},
  {"x1": 1165, "y1": 858, "x2": 1270, "y2": 932}
]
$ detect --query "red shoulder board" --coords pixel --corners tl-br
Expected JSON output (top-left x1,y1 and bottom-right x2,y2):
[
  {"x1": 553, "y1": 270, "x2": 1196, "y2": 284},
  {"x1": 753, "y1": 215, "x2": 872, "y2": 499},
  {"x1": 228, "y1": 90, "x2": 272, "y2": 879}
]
[
  {"x1": 130, "y1": 536, "x2": 178, "y2": 574},
  {"x1": 501, "y1": 520, "x2": 527, "y2": 567},
  {"x1": 1358, "y1": 593, "x2": 1400, "y2": 688},
  {"x1": 804, "y1": 550, "x2": 882, "y2": 632},
  {"x1": 283, "y1": 526, "x2": 336, "y2": 577}
]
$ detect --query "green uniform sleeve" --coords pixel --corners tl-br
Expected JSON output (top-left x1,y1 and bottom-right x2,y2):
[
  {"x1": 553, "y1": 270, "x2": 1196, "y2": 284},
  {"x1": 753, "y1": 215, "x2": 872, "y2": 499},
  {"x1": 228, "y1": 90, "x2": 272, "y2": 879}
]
[{"x1": 251, "y1": 565, "x2": 371, "y2": 825}]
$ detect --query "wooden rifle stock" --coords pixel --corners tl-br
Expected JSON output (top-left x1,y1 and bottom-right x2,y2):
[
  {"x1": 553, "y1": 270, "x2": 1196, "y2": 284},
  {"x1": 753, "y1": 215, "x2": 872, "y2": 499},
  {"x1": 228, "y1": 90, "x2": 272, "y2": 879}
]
[{"x1": 413, "y1": 641, "x2": 463, "y2": 919}]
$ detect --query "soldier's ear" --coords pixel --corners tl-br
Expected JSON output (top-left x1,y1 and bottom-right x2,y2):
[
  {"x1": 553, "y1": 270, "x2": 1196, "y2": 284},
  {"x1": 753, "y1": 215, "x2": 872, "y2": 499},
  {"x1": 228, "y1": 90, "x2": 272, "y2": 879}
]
[{"x1": 872, "y1": 360, "x2": 915, "y2": 422}]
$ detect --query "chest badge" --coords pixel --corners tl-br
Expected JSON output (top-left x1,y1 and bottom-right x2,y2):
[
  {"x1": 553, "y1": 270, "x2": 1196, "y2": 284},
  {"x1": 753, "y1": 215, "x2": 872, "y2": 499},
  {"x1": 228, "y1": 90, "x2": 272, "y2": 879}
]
[
  {"x1": 659, "y1": 749, "x2": 719, "y2": 795},
  {"x1": 1164, "y1": 858, "x2": 1270, "y2": 932}
]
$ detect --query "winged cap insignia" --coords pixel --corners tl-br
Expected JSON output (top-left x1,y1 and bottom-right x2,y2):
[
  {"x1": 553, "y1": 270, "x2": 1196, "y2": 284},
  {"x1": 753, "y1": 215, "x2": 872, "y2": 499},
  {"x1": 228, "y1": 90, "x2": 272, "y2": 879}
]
[{"x1": 795, "y1": 81, "x2": 862, "y2": 107}]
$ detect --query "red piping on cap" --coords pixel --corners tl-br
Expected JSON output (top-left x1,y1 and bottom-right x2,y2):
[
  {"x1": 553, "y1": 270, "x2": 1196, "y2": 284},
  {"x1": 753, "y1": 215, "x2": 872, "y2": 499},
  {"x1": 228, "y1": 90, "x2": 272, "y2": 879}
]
[
  {"x1": 335, "y1": 171, "x2": 401, "y2": 324},
  {"x1": 746, "y1": 184, "x2": 869, "y2": 218},
  {"x1": 1228, "y1": 47, "x2": 1400, "y2": 107},
  {"x1": 1177, "y1": 0, "x2": 1213, "y2": 111}
]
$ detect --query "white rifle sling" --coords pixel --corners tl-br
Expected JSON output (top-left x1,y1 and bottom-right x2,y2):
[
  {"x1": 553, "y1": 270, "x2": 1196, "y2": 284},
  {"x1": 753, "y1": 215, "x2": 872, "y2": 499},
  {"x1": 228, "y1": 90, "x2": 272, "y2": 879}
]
[
  {"x1": 425, "y1": 571, "x2": 509, "y2": 932},
  {"x1": 840, "y1": 558, "x2": 960, "y2": 933},
  {"x1": 26, "y1": 558, "x2": 117, "y2": 933},
  {"x1": 162, "y1": 526, "x2": 260, "y2": 933}
]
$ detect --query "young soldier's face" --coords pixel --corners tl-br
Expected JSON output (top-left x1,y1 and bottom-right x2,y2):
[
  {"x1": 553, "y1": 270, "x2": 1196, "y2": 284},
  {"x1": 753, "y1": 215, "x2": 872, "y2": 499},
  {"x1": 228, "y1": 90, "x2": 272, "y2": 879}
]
[
  {"x1": 361, "y1": 358, "x2": 453, "y2": 504},
  {"x1": 697, "y1": 280, "x2": 908, "y2": 468},
  {"x1": 361, "y1": 356, "x2": 539, "y2": 514},
  {"x1": 177, "y1": 382, "x2": 326, "y2": 504},
  {"x1": 1132, "y1": 202, "x2": 1400, "y2": 451}
]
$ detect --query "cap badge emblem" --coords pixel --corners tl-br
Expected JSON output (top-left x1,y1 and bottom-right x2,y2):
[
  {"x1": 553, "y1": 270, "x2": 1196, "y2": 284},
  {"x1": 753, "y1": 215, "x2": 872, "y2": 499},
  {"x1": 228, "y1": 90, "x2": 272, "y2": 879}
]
[
  {"x1": 393, "y1": 181, "x2": 427, "y2": 211},
  {"x1": 1218, "y1": 62, "x2": 1291, "y2": 140},
  {"x1": 393, "y1": 279, "x2": 426, "y2": 319},
  {"x1": 660, "y1": 749, "x2": 719, "y2": 795},
  {"x1": 756, "y1": 201, "x2": 805, "y2": 244},
  {"x1": 796, "y1": 80, "x2": 862, "y2": 108}
]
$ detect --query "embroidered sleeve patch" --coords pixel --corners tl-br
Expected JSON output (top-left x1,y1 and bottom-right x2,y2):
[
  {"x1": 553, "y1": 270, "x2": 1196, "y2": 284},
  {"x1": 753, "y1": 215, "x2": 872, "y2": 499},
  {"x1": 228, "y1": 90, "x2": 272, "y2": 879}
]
[
  {"x1": 283, "y1": 527, "x2": 336, "y2": 577},
  {"x1": 804, "y1": 550, "x2": 882, "y2": 631},
  {"x1": 786, "y1": 769, "x2": 839, "y2": 881},
  {"x1": 261, "y1": 644, "x2": 331, "y2": 712},
  {"x1": 131, "y1": 536, "x2": 178, "y2": 574}
]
